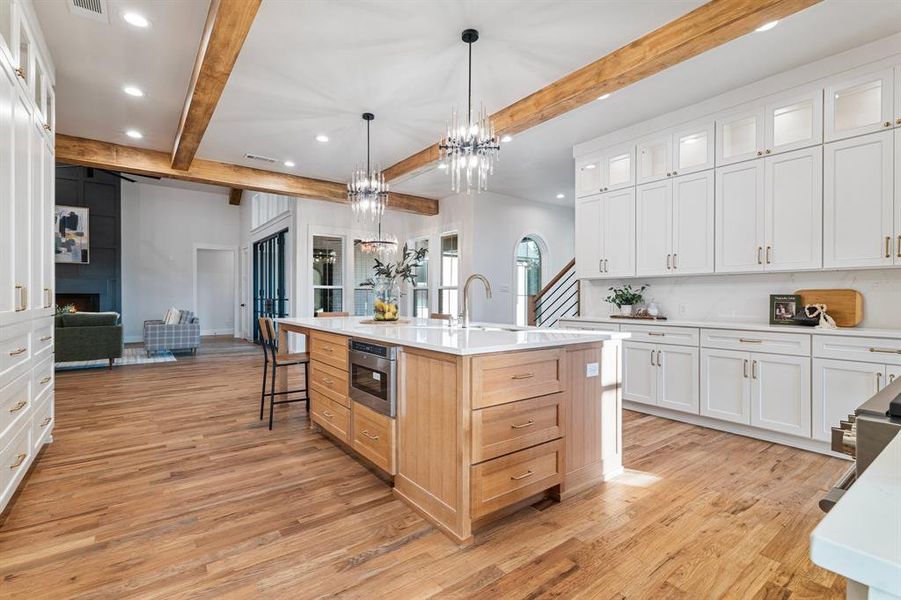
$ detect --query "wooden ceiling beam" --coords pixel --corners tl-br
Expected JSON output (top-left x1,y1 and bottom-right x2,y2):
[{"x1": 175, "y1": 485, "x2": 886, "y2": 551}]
[
  {"x1": 56, "y1": 135, "x2": 439, "y2": 216},
  {"x1": 383, "y1": 0, "x2": 821, "y2": 182},
  {"x1": 228, "y1": 188, "x2": 243, "y2": 205},
  {"x1": 171, "y1": 0, "x2": 262, "y2": 171}
]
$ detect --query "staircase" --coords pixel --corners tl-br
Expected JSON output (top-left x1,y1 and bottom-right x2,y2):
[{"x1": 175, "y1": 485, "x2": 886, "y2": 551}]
[{"x1": 529, "y1": 258, "x2": 579, "y2": 327}]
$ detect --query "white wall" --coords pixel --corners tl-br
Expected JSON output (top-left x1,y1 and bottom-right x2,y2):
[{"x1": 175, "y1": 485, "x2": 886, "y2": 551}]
[
  {"x1": 121, "y1": 180, "x2": 240, "y2": 341},
  {"x1": 196, "y1": 249, "x2": 236, "y2": 335},
  {"x1": 581, "y1": 269, "x2": 901, "y2": 329}
]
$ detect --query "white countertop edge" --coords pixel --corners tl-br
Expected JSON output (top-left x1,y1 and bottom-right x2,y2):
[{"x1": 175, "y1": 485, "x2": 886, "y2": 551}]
[
  {"x1": 810, "y1": 432, "x2": 901, "y2": 595},
  {"x1": 559, "y1": 316, "x2": 901, "y2": 340},
  {"x1": 275, "y1": 317, "x2": 630, "y2": 356}
]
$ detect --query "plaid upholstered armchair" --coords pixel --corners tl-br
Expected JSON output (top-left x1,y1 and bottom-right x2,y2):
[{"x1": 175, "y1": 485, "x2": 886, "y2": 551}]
[{"x1": 143, "y1": 310, "x2": 201, "y2": 356}]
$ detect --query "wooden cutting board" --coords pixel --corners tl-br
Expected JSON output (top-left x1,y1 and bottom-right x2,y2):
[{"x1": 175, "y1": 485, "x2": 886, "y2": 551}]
[{"x1": 794, "y1": 288, "x2": 863, "y2": 327}]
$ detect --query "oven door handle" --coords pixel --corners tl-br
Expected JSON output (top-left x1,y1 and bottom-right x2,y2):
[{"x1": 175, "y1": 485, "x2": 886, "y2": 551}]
[{"x1": 349, "y1": 350, "x2": 394, "y2": 372}]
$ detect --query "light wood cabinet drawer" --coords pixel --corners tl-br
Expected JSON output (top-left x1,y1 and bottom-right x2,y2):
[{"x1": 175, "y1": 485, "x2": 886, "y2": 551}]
[
  {"x1": 0, "y1": 372, "x2": 32, "y2": 440},
  {"x1": 472, "y1": 394, "x2": 562, "y2": 463},
  {"x1": 701, "y1": 328, "x2": 810, "y2": 356},
  {"x1": 310, "y1": 391, "x2": 350, "y2": 444},
  {"x1": 32, "y1": 319, "x2": 53, "y2": 358},
  {"x1": 471, "y1": 439, "x2": 562, "y2": 519},
  {"x1": 310, "y1": 359, "x2": 348, "y2": 406},
  {"x1": 1, "y1": 421, "x2": 32, "y2": 500},
  {"x1": 621, "y1": 324, "x2": 699, "y2": 346},
  {"x1": 310, "y1": 331, "x2": 349, "y2": 371},
  {"x1": 31, "y1": 392, "x2": 53, "y2": 452},
  {"x1": 813, "y1": 335, "x2": 901, "y2": 365},
  {"x1": 0, "y1": 323, "x2": 31, "y2": 388},
  {"x1": 472, "y1": 348, "x2": 565, "y2": 409},
  {"x1": 351, "y1": 402, "x2": 396, "y2": 474}
]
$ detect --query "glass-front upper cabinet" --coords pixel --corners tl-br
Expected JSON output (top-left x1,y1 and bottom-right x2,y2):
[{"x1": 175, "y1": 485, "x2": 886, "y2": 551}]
[
  {"x1": 0, "y1": 0, "x2": 12, "y2": 62},
  {"x1": 14, "y1": 9, "x2": 31, "y2": 85},
  {"x1": 604, "y1": 144, "x2": 634, "y2": 191},
  {"x1": 764, "y1": 88, "x2": 823, "y2": 155},
  {"x1": 32, "y1": 54, "x2": 43, "y2": 118},
  {"x1": 575, "y1": 154, "x2": 604, "y2": 198},
  {"x1": 716, "y1": 106, "x2": 765, "y2": 166},
  {"x1": 43, "y1": 78, "x2": 53, "y2": 137},
  {"x1": 824, "y1": 67, "x2": 894, "y2": 142},
  {"x1": 673, "y1": 121, "x2": 715, "y2": 176},
  {"x1": 636, "y1": 134, "x2": 671, "y2": 184}
]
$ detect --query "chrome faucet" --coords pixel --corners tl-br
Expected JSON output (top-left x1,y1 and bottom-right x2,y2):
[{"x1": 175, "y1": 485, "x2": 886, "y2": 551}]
[{"x1": 461, "y1": 274, "x2": 492, "y2": 328}]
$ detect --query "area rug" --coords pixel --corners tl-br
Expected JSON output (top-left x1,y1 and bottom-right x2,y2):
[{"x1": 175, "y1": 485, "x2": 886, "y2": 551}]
[{"x1": 55, "y1": 348, "x2": 177, "y2": 371}]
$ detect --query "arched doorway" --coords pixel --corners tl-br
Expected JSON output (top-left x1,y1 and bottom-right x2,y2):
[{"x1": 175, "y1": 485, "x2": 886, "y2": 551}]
[{"x1": 514, "y1": 236, "x2": 544, "y2": 326}]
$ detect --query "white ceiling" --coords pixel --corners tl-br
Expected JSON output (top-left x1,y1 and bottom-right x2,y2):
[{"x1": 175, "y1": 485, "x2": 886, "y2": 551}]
[{"x1": 34, "y1": 0, "x2": 901, "y2": 207}]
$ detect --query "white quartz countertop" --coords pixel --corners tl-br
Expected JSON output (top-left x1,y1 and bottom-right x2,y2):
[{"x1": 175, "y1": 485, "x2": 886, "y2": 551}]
[
  {"x1": 276, "y1": 317, "x2": 629, "y2": 356},
  {"x1": 811, "y1": 431, "x2": 901, "y2": 596},
  {"x1": 559, "y1": 315, "x2": 901, "y2": 340}
]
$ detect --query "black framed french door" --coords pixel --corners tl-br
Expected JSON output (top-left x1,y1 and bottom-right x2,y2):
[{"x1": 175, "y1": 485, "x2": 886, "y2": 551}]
[{"x1": 253, "y1": 229, "x2": 289, "y2": 342}]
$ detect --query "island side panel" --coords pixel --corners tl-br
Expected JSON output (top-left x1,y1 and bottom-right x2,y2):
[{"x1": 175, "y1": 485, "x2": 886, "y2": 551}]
[
  {"x1": 559, "y1": 340, "x2": 623, "y2": 499},
  {"x1": 394, "y1": 347, "x2": 472, "y2": 543}
]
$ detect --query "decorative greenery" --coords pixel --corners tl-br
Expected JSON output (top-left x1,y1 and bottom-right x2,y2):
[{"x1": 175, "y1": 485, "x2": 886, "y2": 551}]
[
  {"x1": 362, "y1": 244, "x2": 428, "y2": 287},
  {"x1": 605, "y1": 284, "x2": 648, "y2": 308},
  {"x1": 54, "y1": 304, "x2": 76, "y2": 316}
]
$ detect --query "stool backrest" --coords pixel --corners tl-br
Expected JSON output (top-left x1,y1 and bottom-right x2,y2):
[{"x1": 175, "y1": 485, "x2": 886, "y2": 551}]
[
  {"x1": 257, "y1": 317, "x2": 278, "y2": 361},
  {"x1": 316, "y1": 311, "x2": 349, "y2": 317}
]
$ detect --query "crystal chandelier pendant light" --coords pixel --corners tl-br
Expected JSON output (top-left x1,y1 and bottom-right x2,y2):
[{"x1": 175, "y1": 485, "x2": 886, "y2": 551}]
[
  {"x1": 439, "y1": 29, "x2": 500, "y2": 194},
  {"x1": 350, "y1": 113, "x2": 397, "y2": 256}
]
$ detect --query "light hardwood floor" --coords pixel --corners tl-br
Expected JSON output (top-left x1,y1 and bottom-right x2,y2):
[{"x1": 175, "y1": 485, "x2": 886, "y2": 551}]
[{"x1": 0, "y1": 337, "x2": 848, "y2": 599}]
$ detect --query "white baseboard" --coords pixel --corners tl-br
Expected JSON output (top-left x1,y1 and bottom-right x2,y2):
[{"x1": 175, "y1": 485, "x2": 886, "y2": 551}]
[{"x1": 623, "y1": 401, "x2": 848, "y2": 459}]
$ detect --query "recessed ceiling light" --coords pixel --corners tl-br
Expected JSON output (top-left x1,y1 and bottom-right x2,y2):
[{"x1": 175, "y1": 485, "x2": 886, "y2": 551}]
[
  {"x1": 556, "y1": 193, "x2": 565, "y2": 199},
  {"x1": 284, "y1": 160, "x2": 295, "y2": 167},
  {"x1": 437, "y1": 162, "x2": 447, "y2": 170},
  {"x1": 500, "y1": 135, "x2": 513, "y2": 143},
  {"x1": 125, "y1": 129, "x2": 143, "y2": 139},
  {"x1": 123, "y1": 12, "x2": 150, "y2": 28},
  {"x1": 755, "y1": 20, "x2": 778, "y2": 32},
  {"x1": 123, "y1": 86, "x2": 144, "y2": 97},
  {"x1": 584, "y1": 164, "x2": 596, "y2": 170},
  {"x1": 315, "y1": 134, "x2": 329, "y2": 143},
  {"x1": 597, "y1": 93, "x2": 611, "y2": 101}
]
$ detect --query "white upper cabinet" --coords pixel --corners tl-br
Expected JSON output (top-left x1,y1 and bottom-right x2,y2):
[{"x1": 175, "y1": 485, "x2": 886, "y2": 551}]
[
  {"x1": 575, "y1": 195, "x2": 603, "y2": 278},
  {"x1": 716, "y1": 160, "x2": 765, "y2": 273},
  {"x1": 602, "y1": 188, "x2": 636, "y2": 278},
  {"x1": 635, "y1": 180, "x2": 672, "y2": 276},
  {"x1": 824, "y1": 67, "x2": 894, "y2": 142},
  {"x1": 764, "y1": 88, "x2": 823, "y2": 155},
  {"x1": 575, "y1": 155, "x2": 603, "y2": 199},
  {"x1": 764, "y1": 146, "x2": 823, "y2": 271},
  {"x1": 716, "y1": 106, "x2": 765, "y2": 166},
  {"x1": 823, "y1": 130, "x2": 894, "y2": 268},
  {"x1": 604, "y1": 144, "x2": 634, "y2": 191},
  {"x1": 637, "y1": 133, "x2": 671, "y2": 184},
  {"x1": 12, "y1": 7, "x2": 30, "y2": 88},
  {"x1": 672, "y1": 121, "x2": 715, "y2": 176},
  {"x1": 0, "y1": 65, "x2": 13, "y2": 314}
]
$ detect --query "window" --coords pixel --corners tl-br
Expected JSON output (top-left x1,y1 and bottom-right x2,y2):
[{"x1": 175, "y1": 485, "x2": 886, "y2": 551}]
[
  {"x1": 411, "y1": 238, "x2": 429, "y2": 318},
  {"x1": 438, "y1": 234, "x2": 459, "y2": 316},
  {"x1": 515, "y1": 237, "x2": 543, "y2": 326},
  {"x1": 353, "y1": 241, "x2": 378, "y2": 316},
  {"x1": 312, "y1": 235, "x2": 343, "y2": 314}
]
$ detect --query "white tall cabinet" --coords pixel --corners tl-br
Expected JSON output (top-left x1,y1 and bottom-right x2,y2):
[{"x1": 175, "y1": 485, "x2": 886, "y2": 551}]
[{"x1": 0, "y1": 0, "x2": 55, "y2": 516}]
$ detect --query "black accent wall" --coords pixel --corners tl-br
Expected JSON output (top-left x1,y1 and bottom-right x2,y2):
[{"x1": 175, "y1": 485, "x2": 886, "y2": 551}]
[{"x1": 55, "y1": 165, "x2": 122, "y2": 314}]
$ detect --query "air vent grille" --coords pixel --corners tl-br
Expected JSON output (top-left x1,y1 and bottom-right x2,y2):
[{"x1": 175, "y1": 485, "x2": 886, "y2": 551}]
[
  {"x1": 68, "y1": 0, "x2": 109, "y2": 23},
  {"x1": 244, "y1": 153, "x2": 278, "y2": 164}
]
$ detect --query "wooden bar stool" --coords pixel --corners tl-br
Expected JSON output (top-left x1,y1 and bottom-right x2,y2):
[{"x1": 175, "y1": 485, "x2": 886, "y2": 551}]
[{"x1": 258, "y1": 317, "x2": 310, "y2": 430}]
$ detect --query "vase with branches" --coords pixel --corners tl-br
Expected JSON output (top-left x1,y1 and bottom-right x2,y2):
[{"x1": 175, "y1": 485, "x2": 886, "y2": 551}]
[{"x1": 361, "y1": 244, "x2": 428, "y2": 321}]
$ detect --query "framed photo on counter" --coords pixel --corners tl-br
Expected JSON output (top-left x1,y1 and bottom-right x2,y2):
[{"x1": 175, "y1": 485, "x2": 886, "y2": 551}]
[{"x1": 770, "y1": 294, "x2": 801, "y2": 325}]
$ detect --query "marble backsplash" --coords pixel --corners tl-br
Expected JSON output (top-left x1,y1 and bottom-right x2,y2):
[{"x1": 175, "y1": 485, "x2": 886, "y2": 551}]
[{"x1": 581, "y1": 269, "x2": 901, "y2": 330}]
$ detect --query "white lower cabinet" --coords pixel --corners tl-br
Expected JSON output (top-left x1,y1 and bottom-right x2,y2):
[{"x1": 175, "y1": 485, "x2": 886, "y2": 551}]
[
  {"x1": 623, "y1": 341, "x2": 656, "y2": 406},
  {"x1": 623, "y1": 341, "x2": 698, "y2": 414},
  {"x1": 750, "y1": 354, "x2": 811, "y2": 438},
  {"x1": 701, "y1": 348, "x2": 751, "y2": 424},
  {"x1": 812, "y1": 358, "x2": 886, "y2": 442}
]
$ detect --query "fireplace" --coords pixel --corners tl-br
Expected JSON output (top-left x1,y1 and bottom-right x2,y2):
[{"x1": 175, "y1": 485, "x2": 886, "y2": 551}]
[{"x1": 56, "y1": 293, "x2": 100, "y2": 313}]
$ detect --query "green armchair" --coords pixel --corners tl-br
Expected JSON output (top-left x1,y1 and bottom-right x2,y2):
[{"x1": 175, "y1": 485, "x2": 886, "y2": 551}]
[{"x1": 55, "y1": 312, "x2": 124, "y2": 367}]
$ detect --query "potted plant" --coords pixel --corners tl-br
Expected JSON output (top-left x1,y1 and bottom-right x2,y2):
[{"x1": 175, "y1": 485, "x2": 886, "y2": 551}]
[
  {"x1": 605, "y1": 284, "x2": 648, "y2": 316},
  {"x1": 361, "y1": 244, "x2": 428, "y2": 321}
]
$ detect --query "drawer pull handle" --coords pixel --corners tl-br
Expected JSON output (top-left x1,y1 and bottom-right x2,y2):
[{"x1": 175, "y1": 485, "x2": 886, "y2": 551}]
[
  {"x1": 40, "y1": 417, "x2": 52, "y2": 428},
  {"x1": 756, "y1": 246, "x2": 762, "y2": 265},
  {"x1": 40, "y1": 336, "x2": 52, "y2": 342},
  {"x1": 648, "y1": 332, "x2": 665, "y2": 337},
  {"x1": 321, "y1": 378, "x2": 334, "y2": 385},
  {"x1": 738, "y1": 338, "x2": 762, "y2": 344},
  {"x1": 743, "y1": 359, "x2": 749, "y2": 378},
  {"x1": 510, "y1": 470, "x2": 534, "y2": 481},
  {"x1": 868, "y1": 348, "x2": 901, "y2": 355},
  {"x1": 511, "y1": 373, "x2": 534, "y2": 380},
  {"x1": 876, "y1": 372, "x2": 882, "y2": 392},
  {"x1": 9, "y1": 347, "x2": 27, "y2": 356},
  {"x1": 886, "y1": 236, "x2": 892, "y2": 259},
  {"x1": 511, "y1": 419, "x2": 535, "y2": 430},
  {"x1": 40, "y1": 376, "x2": 51, "y2": 385},
  {"x1": 9, "y1": 401, "x2": 27, "y2": 413},
  {"x1": 323, "y1": 347, "x2": 334, "y2": 353},
  {"x1": 361, "y1": 429, "x2": 380, "y2": 441},
  {"x1": 752, "y1": 360, "x2": 758, "y2": 379},
  {"x1": 9, "y1": 453, "x2": 27, "y2": 470},
  {"x1": 322, "y1": 410, "x2": 334, "y2": 419}
]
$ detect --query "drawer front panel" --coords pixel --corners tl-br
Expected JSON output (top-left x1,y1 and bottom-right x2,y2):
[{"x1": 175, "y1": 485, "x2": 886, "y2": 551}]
[
  {"x1": 31, "y1": 392, "x2": 54, "y2": 451},
  {"x1": 471, "y1": 439, "x2": 562, "y2": 519},
  {"x1": 701, "y1": 328, "x2": 810, "y2": 356},
  {"x1": 32, "y1": 319, "x2": 53, "y2": 358},
  {"x1": 310, "y1": 331, "x2": 349, "y2": 371},
  {"x1": 311, "y1": 391, "x2": 350, "y2": 443},
  {"x1": 351, "y1": 402, "x2": 396, "y2": 474},
  {"x1": 472, "y1": 348, "x2": 565, "y2": 409},
  {"x1": 472, "y1": 393, "x2": 562, "y2": 463},
  {"x1": 813, "y1": 335, "x2": 901, "y2": 366},
  {"x1": 33, "y1": 356, "x2": 54, "y2": 397},
  {"x1": 0, "y1": 372, "x2": 32, "y2": 439},
  {"x1": 310, "y1": 360, "x2": 349, "y2": 406},
  {"x1": 557, "y1": 320, "x2": 621, "y2": 332},
  {"x1": 1, "y1": 422, "x2": 32, "y2": 500},
  {"x1": 0, "y1": 323, "x2": 31, "y2": 386},
  {"x1": 622, "y1": 324, "x2": 700, "y2": 347}
]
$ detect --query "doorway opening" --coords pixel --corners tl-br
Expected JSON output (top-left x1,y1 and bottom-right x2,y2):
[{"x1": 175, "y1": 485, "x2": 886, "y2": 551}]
[
  {"x1": 194, "y1": 247, "x2": 238, "y2": 337},
  {"x1": 253, "y1": 229, "x2": 289, "y2": 342},
  {"x1": 514, "y1": 236, "x2": 544, "y2": 326}
]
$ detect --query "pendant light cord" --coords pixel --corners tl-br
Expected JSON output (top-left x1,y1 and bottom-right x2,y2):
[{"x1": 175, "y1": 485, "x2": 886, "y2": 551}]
[
  {"x1": 366, "y1": 119, "x2": 371, "y2": 173},
  {"x1": 467, "y1": 40, "x2": 472, "y2": 127}
]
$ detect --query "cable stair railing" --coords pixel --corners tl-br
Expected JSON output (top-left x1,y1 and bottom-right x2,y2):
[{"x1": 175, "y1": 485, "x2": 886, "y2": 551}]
[{"x1": 528, "y1": 258, "x2": 579, "y2": 328}]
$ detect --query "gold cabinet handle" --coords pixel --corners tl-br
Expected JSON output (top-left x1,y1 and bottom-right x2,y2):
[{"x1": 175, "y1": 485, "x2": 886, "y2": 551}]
[
  {"x1": 40, "y1": 336, "x2": 52, "y2": 342},
  {"x1": 511, "y1": 373, "x2": 534, "y2": 380},
  {"x1": 648, "y1": 332, "x2": 665, "y2": 337},
  {"x1": 766, "y1": 246, "x2": 772, "y2": 264},
  {"x1": 14, "y1": 67, "x2": 24, "y2": 80},
  {"x1": 757, "y1": 150, "x2": 763, "y2": 156},
  {"x1": 40, "y1": 417, "x2": 52, "y2": 428},
  {"x1": 15, "y1": 284, "x2": 26, "y2": 311},
  {"x1": 657, "y1": 351, "x2": 663, "y2": 367},
  {"x1": 891, "y1": 374, "x2": 897, "y2": 384},
  {"x1": 896, "y1": 118, "x2": 901, "y2": 126},
  {"x1": 743, "y1": 359, "x2": 749, "y2": 378},
  {"x1": 756, "y1": 246, "x2": 763, "y2": 265},
  {"x1": 650, "y1": 350, "x2": 656, "y2": 367},
  {"x1": 739, "y1": 338, "x2": 762, "y2": 344},
  {"x1": 40, "y1": 376, "x2": 51, "y2": 385},
  {"x1": 322, "y1": 410, "x2": 334, "y2": 419},
  {"x1": 510, "y1": 470, "x2": 534, "y2": 481},
  {"x1": 672, "y1": 253, "x2": 677, "y2": 269},
  {"x1": 321, "y1": 377, "x2": 334, "y2": 385},
  {"x1": 886, "y1": 236, "x2": 892, "y2": 259},
  {"x1": 666, "y1": 254, "x2": 671, "y2": 270},
  {"x1": 897, "y1": 235, "x2": 900, "y2": 258},
  {"x1": 361, "y1": 429, "x2": 379, "y2": 441},
  {"x1": 43, "y1": 288, "x2": 52, "y2": 308},
  {"x1": 510, "y1": 419, "x2": 535, "y2": 430},
  {"x1": 9, "y1": 400, "x2": 27, "y2": 413},
  {"x1": 884, "y1": 121, "x2": 892, "y2": 128},
  {"x1": 9, "y1": 347, "x2": 27, "y2": 356},
  {"x1": 869, "y1": 348, "x2": 901, "y2": 355},
  {"x1": 9, "y1": 453, "x2": 27, "y2": 470},
  {"x1": 876, "y1": 372, "x2": 882, "y2": 392},
  {"x1": 43, "y1": 123, "x2": 51, "y2": 132},
  {"x1": 752, "y1": 360, "x2": 758, "y2": 379}
]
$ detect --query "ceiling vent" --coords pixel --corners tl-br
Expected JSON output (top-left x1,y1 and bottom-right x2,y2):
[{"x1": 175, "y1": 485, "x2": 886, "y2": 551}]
[
  {"x1": 244, "y1": 153, "x2": 278, "y2": 164},
  {"x1": 68, "y1": 0, "x2": 109, "y2": 23}
]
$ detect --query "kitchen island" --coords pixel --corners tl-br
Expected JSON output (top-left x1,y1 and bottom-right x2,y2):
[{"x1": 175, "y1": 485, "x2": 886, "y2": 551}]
[{"x1": 275, "y1": 316, "x2": 629, "y2": 544}]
